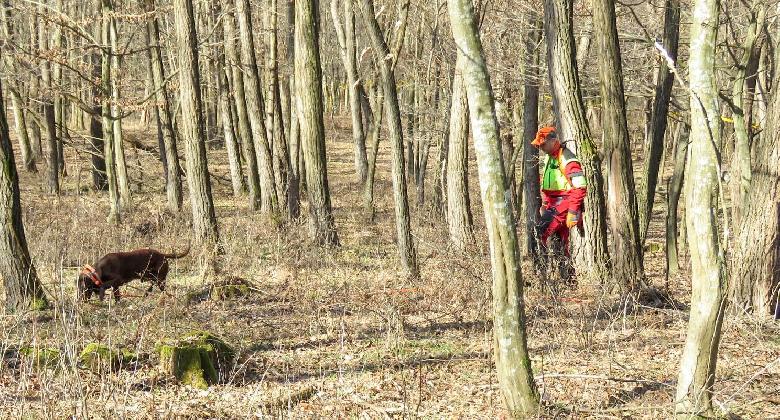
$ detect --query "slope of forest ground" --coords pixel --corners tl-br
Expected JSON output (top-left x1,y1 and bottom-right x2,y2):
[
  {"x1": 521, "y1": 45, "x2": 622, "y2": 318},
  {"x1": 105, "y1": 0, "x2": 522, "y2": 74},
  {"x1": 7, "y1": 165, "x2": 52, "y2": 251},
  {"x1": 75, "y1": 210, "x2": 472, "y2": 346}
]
[{"x1": 1, "y1": 119, "x2": 778, "y2": 419}]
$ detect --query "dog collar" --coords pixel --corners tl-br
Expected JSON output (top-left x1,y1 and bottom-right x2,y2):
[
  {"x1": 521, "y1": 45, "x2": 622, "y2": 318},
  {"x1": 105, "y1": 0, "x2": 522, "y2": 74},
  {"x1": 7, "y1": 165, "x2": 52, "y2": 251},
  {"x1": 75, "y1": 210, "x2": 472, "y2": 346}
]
[{"x1": 81, "y1": 264, "x2": 103, "y2": 287}]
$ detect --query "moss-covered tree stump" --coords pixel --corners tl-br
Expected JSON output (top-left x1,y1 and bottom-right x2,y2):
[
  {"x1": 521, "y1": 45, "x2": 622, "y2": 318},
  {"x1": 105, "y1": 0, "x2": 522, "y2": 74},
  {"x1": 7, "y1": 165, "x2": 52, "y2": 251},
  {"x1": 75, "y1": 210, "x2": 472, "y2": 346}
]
[
  {"x1": 157, "y1": 331, "x2": 235, "y2": 389},
  {"x1": 78, "y1": 343, "x2": 140, "y2": 372},
  {"x1": 185, "y1": 277, "x2": 254, "y2": 304},
  {"x1": 19, "y1": 346, "x2": 61, "y2": 370}
]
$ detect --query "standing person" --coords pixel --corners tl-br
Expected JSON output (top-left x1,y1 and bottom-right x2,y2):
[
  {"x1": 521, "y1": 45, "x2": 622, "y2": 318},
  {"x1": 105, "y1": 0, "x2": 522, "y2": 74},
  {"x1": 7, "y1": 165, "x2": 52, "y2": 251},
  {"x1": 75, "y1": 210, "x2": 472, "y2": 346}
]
[{"x1": 532, "y1": 126, "x2": 587, "y2": 280}]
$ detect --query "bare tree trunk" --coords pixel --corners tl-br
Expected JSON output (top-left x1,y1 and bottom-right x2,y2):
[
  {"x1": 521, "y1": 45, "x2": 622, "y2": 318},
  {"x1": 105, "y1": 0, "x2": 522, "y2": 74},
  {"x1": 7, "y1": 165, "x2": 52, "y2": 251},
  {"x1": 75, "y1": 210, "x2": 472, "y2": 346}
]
[
  {"x1": 447, "y1": 0, "x2": 539, "y2": 414},
  {"x1": 675, "y1": 0, "x2": 726, "y2": 414},
  {"x1": 0, "y1": 63, "x2": 49, "y2": 313},
  {"x1": 235, "y1": 0, "x2": 279, "y2": 217},
  {"x1": 331, "y1": 0, "x2": 368, "y2": 184},
  {"x1": 265, "y1": 0, "x2": 290, "y2": 216},
  {"x1": 38, "y1": 7, "x2": 59, "y2": 195},
  {"x1": 521, "y1": 11, "x2": 543, "y2": 259},
  {"x1": 359, "y1": 0, "x2": 419, "y2": 278},
  {"x1": 639, "y1": 0, "x2": 679, "y2": 243},
  {"x1": 100, "y1": 0, "x2": 120, "y2": 222},
  {"x1": 173, "y1": 0, "x2": 220, "y2": 243},
  {"x1": 363, "y1": 83, "x2": 383, "y2": 218},
  {"x1": 593, "y1": 0, "x2": 645, "y2": 292},
  {"x1": 223, "y1": 0, "x2": 261, "y2": 210},
  {"x1": 446, "y1": 55, "x2": 473, "y2": 251},
  {"x1": 665, "y1": 123, "x2": 687, "y2": 281},
  {"x1": 296, "y1": 0, "x2": 339, "y2": 246},
  {"x1": 217, "y1": 26, "x2": 246, "y2": 197},
  {"x1": 730, "y1": 29, "x2": 780, "y2": 316},
  {"x1": 544, "y1": 0, "x2": 611, "y2": 279},
  {"x1": 109, "y1": 7, "x2": 130, "y2": 206},
  {"x1": 285, "y1": 0, "x2": 300, "y2": 219},
  {"x1": 1, "y1": 2, "x2": 36, "y2": 173}
]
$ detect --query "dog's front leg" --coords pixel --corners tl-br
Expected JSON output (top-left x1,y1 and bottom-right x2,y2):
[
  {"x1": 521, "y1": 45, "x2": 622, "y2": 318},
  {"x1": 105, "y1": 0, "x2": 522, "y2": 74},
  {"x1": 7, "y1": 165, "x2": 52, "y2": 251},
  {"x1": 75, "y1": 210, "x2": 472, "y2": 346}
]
[
  {"x1": 98, "y1": 287, "x2": 107, "y2": 301},
  {"x1": 113, "y1": 288, "x2": 122, "y2": 302}
]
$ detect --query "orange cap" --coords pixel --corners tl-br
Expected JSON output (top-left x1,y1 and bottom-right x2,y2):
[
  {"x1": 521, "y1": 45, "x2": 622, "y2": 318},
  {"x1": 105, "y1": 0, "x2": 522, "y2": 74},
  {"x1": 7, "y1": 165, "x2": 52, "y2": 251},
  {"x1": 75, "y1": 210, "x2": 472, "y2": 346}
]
[{"x1": 532, "y1": 126, "x2": 557, "y2": 146}]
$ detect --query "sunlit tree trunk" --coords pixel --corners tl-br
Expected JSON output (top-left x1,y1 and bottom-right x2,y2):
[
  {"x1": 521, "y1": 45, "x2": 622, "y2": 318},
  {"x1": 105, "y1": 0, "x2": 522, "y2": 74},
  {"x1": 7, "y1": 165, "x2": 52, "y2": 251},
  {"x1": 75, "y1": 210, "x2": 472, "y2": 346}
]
[{"x1": 446, "y1": 54, "x2": 473, "y2": 251}]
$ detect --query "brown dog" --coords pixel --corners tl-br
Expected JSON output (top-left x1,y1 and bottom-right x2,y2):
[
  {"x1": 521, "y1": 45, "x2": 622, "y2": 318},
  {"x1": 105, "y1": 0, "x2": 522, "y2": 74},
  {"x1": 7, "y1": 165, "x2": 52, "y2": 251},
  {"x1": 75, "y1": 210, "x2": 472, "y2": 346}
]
[{"x1": 78, "y1": 246, "x2": 189, "y2": 302}]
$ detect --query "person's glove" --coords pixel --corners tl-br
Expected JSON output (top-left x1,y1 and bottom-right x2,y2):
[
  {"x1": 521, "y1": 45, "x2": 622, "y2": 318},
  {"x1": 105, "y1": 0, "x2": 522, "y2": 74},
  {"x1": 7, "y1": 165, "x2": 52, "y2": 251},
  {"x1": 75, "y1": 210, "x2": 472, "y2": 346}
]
[{"x1": 566, "y1": 210, "x2": 581, "y2": 228}]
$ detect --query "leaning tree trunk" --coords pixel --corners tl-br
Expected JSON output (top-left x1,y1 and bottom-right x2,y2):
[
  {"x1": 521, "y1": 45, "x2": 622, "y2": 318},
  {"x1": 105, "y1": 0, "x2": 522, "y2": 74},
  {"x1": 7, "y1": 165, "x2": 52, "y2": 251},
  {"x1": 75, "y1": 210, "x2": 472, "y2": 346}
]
[
  {"x1": 447, "y1": 0, "x2": 539, "y2": 415},
  {"x1": 544, "y1": 0, "x2": 610, "y2": 279},
  {"x1": 675, "y1": 0, "x2": 726, "y2": 415},
  {"x1": 295, "y1": 0, "x2": 339, "y2": 246},
  {"x1": 38, "y1": 8, "x2": 59, "y2": 195},
  {"x1": 729, "y1": 30, "x2": 780, "y2": 316},
  {"x1": 235, "y1": 0, "x2": 279, "y2": 217},
  {"x1": 173, "y1": 0, "x2": 220, "y2": 244},
  {"x1": 144, "y1": 0, "x2": 183, "y2": 212},
  {"x1": 593, "y1": 0, "x2": 645, "y2": 292},
  {"x1": 359, "y1": 0, "x2": 419, "y2": 278},
  {"x1": 639, "y1": 0, "x2": 679, "y2": 243},
  {"x1": 0, "y1": 53, "x2": 49, "y2": 313},
  {"x1": 363, "y1": 83, "x2": 384, "y2": 218},
  {"x1": 521, "y1": 11, "x2": 543, "y2": 259},
  {"x1": 223, "y1": 0, "x2": 261, "y2": 211},
  {"x1": 1, "y1": 1, "x2": 36, "y2": 173},
  {"x1": 446, "y1": 54, "x2": 474, "y2": 252}
]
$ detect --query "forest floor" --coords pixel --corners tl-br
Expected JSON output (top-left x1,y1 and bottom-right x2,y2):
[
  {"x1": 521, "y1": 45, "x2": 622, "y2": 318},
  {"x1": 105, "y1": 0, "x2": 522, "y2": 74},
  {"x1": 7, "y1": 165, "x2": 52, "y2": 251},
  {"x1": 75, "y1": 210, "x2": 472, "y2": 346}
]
[{"x1": 0, "y1": 117, "x2": 778, "y2": 419}]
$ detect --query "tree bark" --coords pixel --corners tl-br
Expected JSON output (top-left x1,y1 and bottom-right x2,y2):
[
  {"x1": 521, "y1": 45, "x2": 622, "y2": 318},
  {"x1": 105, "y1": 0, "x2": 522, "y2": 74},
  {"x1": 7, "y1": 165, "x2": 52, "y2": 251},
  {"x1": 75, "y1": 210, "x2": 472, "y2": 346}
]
[
  {"x1": 447, "y1": 0, "x2": 539, "y2": 414},
  {"x1": 38, "y1": 7, "x2": 59, "y2": 195},
  {"x1": 144, "y1": 0, "x2": 183, "y2": 212},
  {"x1": 100, "y1": 0, "x2": 120, "y2": 222},
  {"x1": 544, "y1": 0, "x2": 611, "y2": 279},
  {"x1": 109, "y1": 6, "x2": 130, "y2": 206},
  {"x1": 665, "y1": 123, "x2": 688, "y2": 281},
  {"x1": 729, "y1": 25, "x2": 780, "y2": 316},
  {"x1": 593, "y1": 0, "x2": 645, "y2": 291},
  {"x1": 173, "y1": 0, "x2": 220, "y2": 243},
  {"x1": 217, "y1": 25, "x2": 246, "y2": 197},
  {"x1": 295, "y1": 0, "x2": 339, "y2": 246},
  {"x1": 521, "y1": 11, "x2": 543, "y2": 259},
  {"x1": 639, "y1": 0, "x2": 680, "y2": 243},
  {"x1": 235, "y1": 0, "x2": 279, "y2": 217},
  {"x1": 0, "y1": 50, "x2": 49, "y2": 313},
  {"x1": 675, "y1": 0, "x2": 726, "y2": 415},
  {"x1": 446, "y1": 54, "x2": 474, "y2": 251},
  {"x1": 285, "y1": 0, "x2": 301, "y2": 219},
  {"x1": 359, "y1": 0, "x2": 419, "y2": 278}
]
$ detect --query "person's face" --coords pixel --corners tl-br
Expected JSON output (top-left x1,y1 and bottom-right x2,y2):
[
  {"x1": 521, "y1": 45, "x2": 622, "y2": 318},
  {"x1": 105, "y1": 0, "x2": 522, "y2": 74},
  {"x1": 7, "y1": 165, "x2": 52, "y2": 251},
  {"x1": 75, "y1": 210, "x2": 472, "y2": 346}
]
[{"x1": 540, "y1": 135, "x2": 559, "y2": 155}]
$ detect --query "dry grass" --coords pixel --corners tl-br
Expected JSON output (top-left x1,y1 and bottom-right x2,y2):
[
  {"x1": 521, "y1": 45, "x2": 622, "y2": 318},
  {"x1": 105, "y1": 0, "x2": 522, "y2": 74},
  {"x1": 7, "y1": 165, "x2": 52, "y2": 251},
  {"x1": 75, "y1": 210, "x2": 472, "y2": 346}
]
[{"x1": 1, "y1": 117, "x2": 778, "y2": 419}]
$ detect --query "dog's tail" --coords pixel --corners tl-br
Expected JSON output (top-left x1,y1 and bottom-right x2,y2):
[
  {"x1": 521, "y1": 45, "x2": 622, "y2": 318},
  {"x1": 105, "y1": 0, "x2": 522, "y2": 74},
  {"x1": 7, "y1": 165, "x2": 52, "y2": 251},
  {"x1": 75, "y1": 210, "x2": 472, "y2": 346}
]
[{"x1": 163, "y1": 243, "x2": 190, "y2": 259}]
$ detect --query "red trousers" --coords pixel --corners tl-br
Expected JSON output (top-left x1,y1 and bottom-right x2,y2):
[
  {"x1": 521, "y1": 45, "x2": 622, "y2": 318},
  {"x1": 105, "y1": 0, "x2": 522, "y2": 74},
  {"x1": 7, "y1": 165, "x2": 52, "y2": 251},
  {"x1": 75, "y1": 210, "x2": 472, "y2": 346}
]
[{"x1": 538, "y1": 196, "x2": 573, "y2": 257}]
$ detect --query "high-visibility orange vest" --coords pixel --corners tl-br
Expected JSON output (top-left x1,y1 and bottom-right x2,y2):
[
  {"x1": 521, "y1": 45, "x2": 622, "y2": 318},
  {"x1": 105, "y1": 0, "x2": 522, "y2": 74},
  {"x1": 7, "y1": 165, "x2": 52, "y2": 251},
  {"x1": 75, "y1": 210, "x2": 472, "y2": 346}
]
[{"x1": 541, "y1": 148, "x2": 587, "y2": 191}]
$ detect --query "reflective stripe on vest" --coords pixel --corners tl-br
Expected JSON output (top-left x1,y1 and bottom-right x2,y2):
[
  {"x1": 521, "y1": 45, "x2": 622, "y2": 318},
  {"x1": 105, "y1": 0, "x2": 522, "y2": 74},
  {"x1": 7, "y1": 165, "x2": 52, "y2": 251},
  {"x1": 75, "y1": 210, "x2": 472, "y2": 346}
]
[{"x1": 541, "y1": 148, "x2": 585, "y2": 191}]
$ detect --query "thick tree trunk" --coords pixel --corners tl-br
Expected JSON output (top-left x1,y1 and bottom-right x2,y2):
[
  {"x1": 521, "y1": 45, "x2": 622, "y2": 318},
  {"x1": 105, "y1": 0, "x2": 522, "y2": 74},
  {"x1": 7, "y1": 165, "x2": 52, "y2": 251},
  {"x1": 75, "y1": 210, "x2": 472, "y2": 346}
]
[
  {"x1": 295, "y1": 0, "x2": 339, "y2": 246},
  {"x1": 0, "y1": 52, "x2": 49, "y2": 313},
  {"x1": 223, "y1": 0, "x2": 261, "y2": 211},
  {"x1": 729, "y1": 32, "x2": 780, "y2": 316},
  {"x1": 593, "y1": 0, "x2": 645, "y2": 292},
  {"x1": 100, "y1": 1, "x2": 120, "y2": 222},
  {"x1": 144, "y1": 0, "x2": 183, "y2": 212},
  {"x1": 639, "y1": 0, "x2": 679, "y2": 243},
  {"x1": 447, "y1": 0, "x2": 539, "y2": 414},
  {"x1": 446, "y1": 55, "x2": 473, "y2": 251},
  {"x1": 675, "y1": 0, "x2": 726, "y2": 415},
  {"x1": 359, "y1": 0, "x2": 419, "y2": 278},
  {"x1": 173, "y1": 0, "x2": 220, "y2": 243},
  {"x1": 235, "y1": 0, "x2": 279, "y2": 217},
  {"x1": 521, "y1": 12, "x2": 543, "y2": 259},
  {"x1": 544, "y1": 0, "x2": 611, "y2": 279}
]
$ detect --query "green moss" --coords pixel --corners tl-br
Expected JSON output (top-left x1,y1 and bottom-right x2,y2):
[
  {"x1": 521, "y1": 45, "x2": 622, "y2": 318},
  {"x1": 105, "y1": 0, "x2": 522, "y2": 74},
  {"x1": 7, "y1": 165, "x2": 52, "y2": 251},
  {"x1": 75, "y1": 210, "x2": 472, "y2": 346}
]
[
  {"x1": 79, "y1": 343, "x2": 120, "y2": 372},
  {"x1": 19, "y1": 346, "x2": 61, "y2": 370},
  {"x1": 157, "y1": 331, "x2": 235, "y2": 388},
  {"x1": 29, "y1": 297, "x2": 49, "y2": 311},
  {"x1": 119, "y1": 348, "x2": 139, "y2": 366},
  {"x1": 211, "y1": 284, "x2": 250, "y2": 301}
]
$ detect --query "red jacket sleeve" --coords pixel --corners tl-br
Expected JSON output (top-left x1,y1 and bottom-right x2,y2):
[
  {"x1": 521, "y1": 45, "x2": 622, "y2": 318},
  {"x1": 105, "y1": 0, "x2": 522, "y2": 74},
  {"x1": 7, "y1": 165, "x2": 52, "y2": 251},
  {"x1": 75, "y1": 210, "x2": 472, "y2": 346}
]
[{"x1": 564, "y1": 161, "x2": 586, "y2": 211}]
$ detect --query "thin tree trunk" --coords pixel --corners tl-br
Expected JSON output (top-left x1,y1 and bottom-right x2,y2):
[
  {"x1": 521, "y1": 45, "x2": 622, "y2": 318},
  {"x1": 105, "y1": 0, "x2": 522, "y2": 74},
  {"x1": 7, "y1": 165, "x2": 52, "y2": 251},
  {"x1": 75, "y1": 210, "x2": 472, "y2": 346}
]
[
  {"x1": 38, "y1": 7, "x2": 59, "y2": 195},
  {"x1": 593, "y1": 0, "x2": 645, "y2": 292},
  {"x1": 665, "y1": 123, "x2": 687, "y2": 281},
  {"x1": 223, "y1": 0, "x2": 262, "y2": 211},
  {"x1": 285, "y1": 0, "x2": 300, "y2": 219},
  {"x1": 359, "y1": 0, "x2": 419, "y2": 278},
  {"x1": 0, "y1": 61, "x2": 49, "y2": 313},
  {"x1": 446, "y1": 54, "x2": 473, "y2": 251},
  {"x1": 521, "y1": 12, "x2": 543, "y2": 259},
  {"x1": 447, "y1": 0, "x2": 539, "y2": 414},
  {"x1": 100, "y1": 0, "x2": 120, "y2": 222},
  {"x1": 296, "y1": 0, "x2": 339, "y2": 246},
  {"x1": 675, "y1": 0, "x2": 726, "y2": 414},
  {"x1": 173, "y1": 0, "x2": 220, "y2": 243},
  {"x1": 265, "y1": 0, "x2": 290, "y2": 216},
  {"x1": 639, "y1": 0, "x2": 679, "y2": 243},
  {"x1": 217, "y1": 28, "x2": 246, "y2": 197},
  {"x1": 109, "y1": 8, "x2": 130, "y2": 206},
  {"x1": 363, "y1": 83, "x2": 384, "y2": 218},
  {"x1": 544, "y1": 0, "x2": 611, "y2": 279},
  {"x1": 235, "y1": 0, "x2": 279, "y2": 217}
]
